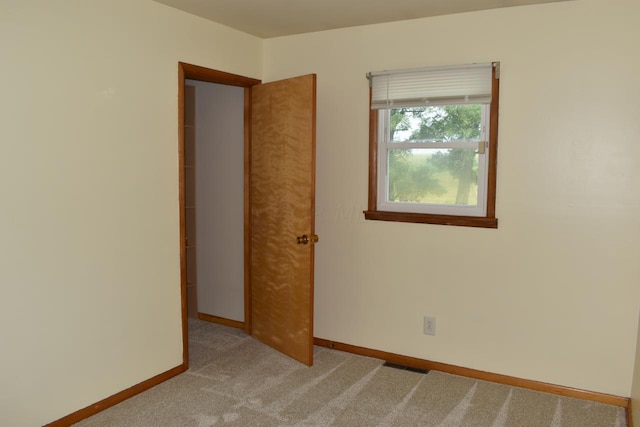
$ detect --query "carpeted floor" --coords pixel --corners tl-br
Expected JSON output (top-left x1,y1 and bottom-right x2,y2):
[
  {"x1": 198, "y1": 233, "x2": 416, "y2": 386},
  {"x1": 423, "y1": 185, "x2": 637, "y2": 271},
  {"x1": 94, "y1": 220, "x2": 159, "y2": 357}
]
[{"x1": 76, "y1": 319, "x2": 627, "y2": 426}]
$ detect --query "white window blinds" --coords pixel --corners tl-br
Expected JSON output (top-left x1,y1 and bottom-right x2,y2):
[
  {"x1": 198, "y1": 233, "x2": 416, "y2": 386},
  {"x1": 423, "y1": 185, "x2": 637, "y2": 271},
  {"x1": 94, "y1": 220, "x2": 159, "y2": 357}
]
[{"x1": 369, "y1": 63, "x2": 495, "y2": 109}]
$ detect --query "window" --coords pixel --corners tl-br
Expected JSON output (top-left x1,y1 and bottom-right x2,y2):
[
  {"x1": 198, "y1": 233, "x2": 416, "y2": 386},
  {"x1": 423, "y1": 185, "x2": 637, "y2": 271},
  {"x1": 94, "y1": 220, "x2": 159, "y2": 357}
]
[{"x1": 364, "y1": 62, "x2": 500, "y2": 228}]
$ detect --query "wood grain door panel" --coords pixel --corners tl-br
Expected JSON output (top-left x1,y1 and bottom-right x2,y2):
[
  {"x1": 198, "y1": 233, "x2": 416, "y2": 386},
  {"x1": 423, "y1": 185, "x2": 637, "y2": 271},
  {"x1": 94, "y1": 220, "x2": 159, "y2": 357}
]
[{"x1": 250, "y1": 74, "x2": 316, "y2": 366}]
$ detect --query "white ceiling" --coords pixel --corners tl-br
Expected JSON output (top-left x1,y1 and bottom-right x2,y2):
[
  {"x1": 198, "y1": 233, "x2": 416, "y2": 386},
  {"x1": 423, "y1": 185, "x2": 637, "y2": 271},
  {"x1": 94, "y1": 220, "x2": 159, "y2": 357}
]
[{"x1": 153, "y1": 0, "x2": 572, "y2": 39}]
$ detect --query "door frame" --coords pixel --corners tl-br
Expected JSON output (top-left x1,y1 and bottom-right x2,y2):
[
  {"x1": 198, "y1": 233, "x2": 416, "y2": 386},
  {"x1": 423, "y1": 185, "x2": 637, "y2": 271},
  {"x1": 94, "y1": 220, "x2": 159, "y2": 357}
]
[{"x1": 178, "y1": 62, "x2": 261, "y2": 366}]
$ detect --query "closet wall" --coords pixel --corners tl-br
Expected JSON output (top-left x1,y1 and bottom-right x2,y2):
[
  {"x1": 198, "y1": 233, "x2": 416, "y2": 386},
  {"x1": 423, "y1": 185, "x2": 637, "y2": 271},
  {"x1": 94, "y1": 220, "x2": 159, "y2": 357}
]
[
  {"x1": 184, "y1": 85, "x2": 198, "y2": 318},
  {"x1": 186, "y1": 79, "x2": 245, "y2": 322}
]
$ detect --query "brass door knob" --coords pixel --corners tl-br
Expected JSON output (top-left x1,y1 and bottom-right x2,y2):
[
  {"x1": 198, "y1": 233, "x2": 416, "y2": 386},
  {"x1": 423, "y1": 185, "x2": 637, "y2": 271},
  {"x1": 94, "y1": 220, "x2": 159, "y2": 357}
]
[{"x1": 296, "y1": 234, "x2": 319, "y2": 245}]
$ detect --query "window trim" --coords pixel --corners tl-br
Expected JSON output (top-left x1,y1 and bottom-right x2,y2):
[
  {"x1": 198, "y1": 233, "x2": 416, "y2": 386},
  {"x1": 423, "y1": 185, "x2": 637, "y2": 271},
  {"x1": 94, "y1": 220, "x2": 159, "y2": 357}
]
[{"x1": 364, "y1": 63, "x2": 500, "y2": 228}]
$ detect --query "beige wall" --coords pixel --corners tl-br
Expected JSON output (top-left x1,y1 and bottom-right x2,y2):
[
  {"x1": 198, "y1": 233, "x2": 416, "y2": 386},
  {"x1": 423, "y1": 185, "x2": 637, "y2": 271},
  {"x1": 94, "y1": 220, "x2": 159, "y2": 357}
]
[
  {"x1": 263, "y1": 0, "x2": 640, "y2": 397},
  {"x1": 632, "y1": 310, "x2": 640, "y2": 425},
  {"x1": 0, "y1": 1, "x2": 260, "y2": 426}
]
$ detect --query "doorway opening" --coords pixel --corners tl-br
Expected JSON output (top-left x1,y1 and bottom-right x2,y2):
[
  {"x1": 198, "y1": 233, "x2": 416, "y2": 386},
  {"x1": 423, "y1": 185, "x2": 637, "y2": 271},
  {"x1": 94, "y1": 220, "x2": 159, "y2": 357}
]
[
  {"x1": 178, "y1": 62, "x2": 317, "y2": 368},
  {"x1": 178, "y1": 62, "x2": 261, "y2": 367}
]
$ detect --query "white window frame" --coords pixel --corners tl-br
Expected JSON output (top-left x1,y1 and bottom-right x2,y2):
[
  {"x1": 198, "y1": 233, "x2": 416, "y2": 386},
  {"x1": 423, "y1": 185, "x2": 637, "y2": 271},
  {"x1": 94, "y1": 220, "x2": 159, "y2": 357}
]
[{"x1": 376, "y1": 105, "x2": 490, "y2": 217}]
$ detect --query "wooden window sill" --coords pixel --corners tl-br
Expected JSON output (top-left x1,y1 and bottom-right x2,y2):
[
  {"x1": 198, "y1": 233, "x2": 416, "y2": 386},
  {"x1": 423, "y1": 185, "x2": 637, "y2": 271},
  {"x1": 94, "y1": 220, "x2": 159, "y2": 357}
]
[{"x1": 363, "y1": 210, "x2": 498, "y2": 228}]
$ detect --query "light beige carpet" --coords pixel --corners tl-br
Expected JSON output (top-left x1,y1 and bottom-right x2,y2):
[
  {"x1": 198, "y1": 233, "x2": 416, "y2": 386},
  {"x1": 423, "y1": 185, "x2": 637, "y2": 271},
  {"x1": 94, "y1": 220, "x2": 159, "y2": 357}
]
[{"x1": 76, "y1": 319, "x2": 627, "y2": 426}]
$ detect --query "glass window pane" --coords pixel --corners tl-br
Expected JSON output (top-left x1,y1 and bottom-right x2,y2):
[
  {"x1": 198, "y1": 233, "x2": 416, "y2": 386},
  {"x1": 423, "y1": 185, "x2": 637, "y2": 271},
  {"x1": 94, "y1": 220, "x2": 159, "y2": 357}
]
[
  {"x1": 387, "y1": 148, "x2": 479, "y2": 205},
  {"x1": 389, "y1": 105, "x2": 483, "y2": 143}
]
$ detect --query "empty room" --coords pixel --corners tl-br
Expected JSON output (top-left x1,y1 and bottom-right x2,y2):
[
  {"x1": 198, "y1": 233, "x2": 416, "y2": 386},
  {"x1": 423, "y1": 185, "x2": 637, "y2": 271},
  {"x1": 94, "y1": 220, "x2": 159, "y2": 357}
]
[{"x1": 1, "y1": 0, "x2": 640, "y2": 425}]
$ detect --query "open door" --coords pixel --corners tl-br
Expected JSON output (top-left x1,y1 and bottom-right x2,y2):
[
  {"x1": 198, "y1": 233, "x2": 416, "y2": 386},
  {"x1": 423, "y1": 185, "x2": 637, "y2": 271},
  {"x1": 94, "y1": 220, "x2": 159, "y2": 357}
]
[{"x1": 250, "y1": 74, "x2": 317, "y2": 366}]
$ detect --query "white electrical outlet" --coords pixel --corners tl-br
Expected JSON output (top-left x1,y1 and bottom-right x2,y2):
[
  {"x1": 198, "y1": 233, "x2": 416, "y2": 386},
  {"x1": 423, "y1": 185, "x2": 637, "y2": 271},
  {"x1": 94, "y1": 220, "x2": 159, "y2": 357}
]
[{"x1": 423, "y1": 316, "x2": 436, "y2": 336}]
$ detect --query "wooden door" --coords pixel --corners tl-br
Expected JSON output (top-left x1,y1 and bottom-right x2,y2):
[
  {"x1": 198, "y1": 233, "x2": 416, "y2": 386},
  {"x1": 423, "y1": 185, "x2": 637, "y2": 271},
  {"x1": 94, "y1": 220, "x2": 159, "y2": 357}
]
[{"x1": 250, "y1": 74, "x2": 317, "y2": 366}]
